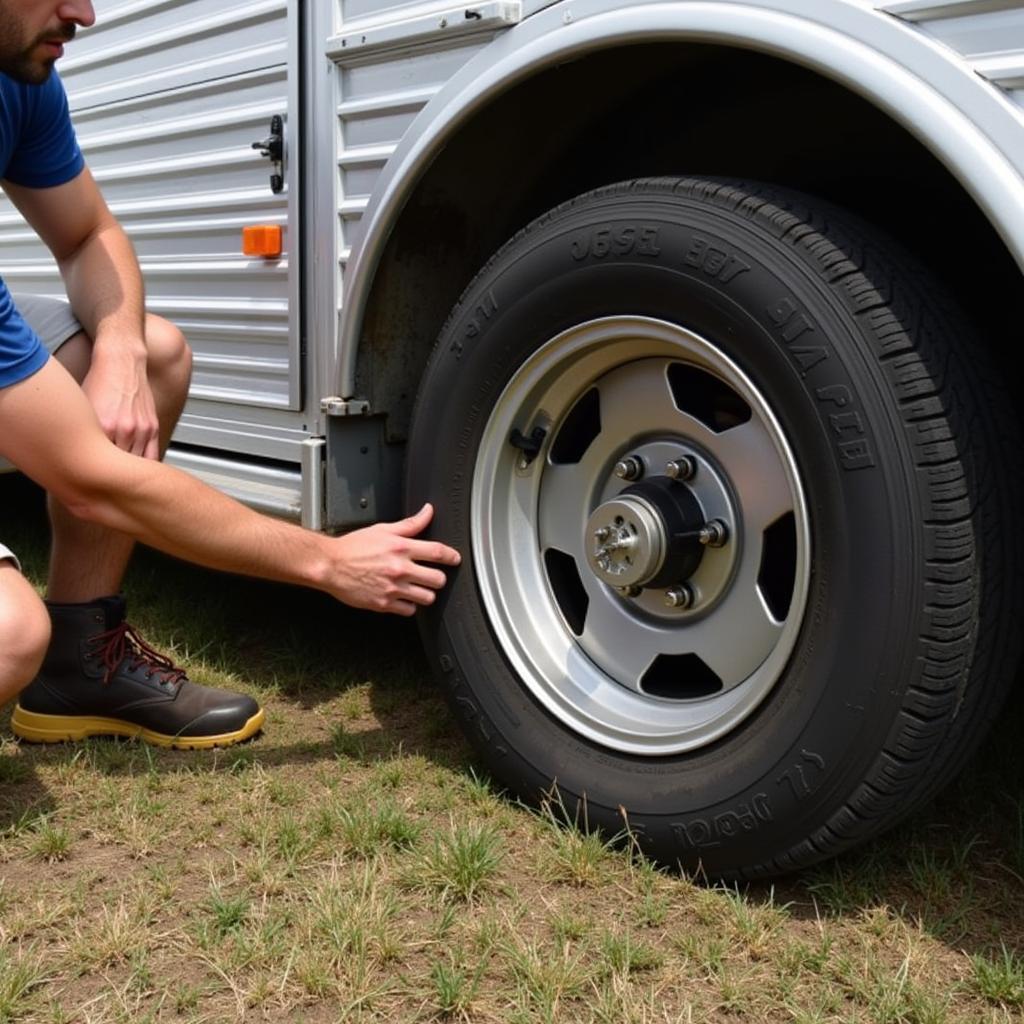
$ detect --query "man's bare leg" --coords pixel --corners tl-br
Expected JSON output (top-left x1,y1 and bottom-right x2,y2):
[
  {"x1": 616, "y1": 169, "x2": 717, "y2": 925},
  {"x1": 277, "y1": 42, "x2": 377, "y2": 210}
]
[
  {"x1": 0, "y1": 561, "x2": 51, "y2": 708},
  {"x1": 45, "y1": 314, "x2": 192, "y2": 602}
]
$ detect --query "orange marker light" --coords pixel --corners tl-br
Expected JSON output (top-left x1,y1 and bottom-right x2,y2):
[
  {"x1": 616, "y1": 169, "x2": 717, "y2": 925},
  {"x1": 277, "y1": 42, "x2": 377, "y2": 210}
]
[{"x1": 242, "y1": 224, "x2": 283, "y2": 258}]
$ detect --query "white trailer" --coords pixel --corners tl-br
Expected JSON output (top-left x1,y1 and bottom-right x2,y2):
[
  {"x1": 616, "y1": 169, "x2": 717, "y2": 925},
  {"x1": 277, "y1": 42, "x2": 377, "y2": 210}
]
[{"x1": 4, "y1": 0, "x2": 1024, "y2": 876}]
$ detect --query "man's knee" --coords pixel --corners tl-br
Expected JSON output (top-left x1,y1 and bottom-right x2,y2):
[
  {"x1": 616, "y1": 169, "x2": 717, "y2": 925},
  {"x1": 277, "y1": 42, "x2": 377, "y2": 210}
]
[
  {"x1": 144, "y1": 315, "x2": 192, "y2": 400},
  {"x1": 0, "y1": 566, "x2": 50, "y2": 703},
  {"x1": 52, "y1": 330, "x2": 93, "y2": 384}
]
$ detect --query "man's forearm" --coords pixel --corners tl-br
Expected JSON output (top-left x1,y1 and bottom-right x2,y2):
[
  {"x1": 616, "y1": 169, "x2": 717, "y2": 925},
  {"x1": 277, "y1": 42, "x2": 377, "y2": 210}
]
[
  {"x1": 80, "y1": 447, "x2": 332, "y2": 591},
  {"x1": 72, "y1": 445, "x2": 458, "y2": 615},
  {"x1": 57, "y1": 216, "x2": 146, "y2": 353}
]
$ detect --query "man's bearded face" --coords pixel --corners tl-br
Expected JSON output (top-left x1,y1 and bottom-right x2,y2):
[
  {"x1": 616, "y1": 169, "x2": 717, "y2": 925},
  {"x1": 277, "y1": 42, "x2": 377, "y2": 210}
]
[{"x1": 0, "y1": 1, "x2": 77, "y2": 84}]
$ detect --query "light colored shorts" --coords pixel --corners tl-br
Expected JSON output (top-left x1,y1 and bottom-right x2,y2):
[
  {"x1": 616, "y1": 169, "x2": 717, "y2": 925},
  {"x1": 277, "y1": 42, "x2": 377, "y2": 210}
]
[
  {"x1": 14, "y1": 293, "x2": 82, "y2": 357},
  {"x1": 1, "y1": 294, "x2": 83, "y2": 569}
]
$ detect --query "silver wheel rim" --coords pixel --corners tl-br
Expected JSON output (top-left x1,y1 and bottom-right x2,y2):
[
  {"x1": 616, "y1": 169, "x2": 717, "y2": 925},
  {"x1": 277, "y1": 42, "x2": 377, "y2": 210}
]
[{"x1": 471, "y1": 317, "x2": 811, "y2": 756}]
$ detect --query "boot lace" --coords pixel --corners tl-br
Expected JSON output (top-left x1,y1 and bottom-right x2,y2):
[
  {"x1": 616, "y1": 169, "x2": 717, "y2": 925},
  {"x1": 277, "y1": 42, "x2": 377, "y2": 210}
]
[{"x1": 87, "y1": 622, "x2": 188, "y2": 687}]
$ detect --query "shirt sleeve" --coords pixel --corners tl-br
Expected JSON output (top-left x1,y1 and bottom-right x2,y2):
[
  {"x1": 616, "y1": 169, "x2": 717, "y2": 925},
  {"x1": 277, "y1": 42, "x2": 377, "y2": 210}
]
[
  {"x1": 2, "y1": 72, "x2": 85, "y2": 188},
  {"x1": 0, "y1": 282, "x2": 48, "y2": 388}
]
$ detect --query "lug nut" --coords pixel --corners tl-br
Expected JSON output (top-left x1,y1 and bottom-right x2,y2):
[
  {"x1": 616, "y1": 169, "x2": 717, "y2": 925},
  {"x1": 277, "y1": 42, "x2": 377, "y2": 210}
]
[
  {"x1": 664, "y1": 584, "x2": 695, "y2": 609},
  {"x1": 699, "y1": 520, "x2": 729, "y2": 548},
  {"x1": 593, "y1": 526, "x2": 612, "y2": 544},
  {"x1": 665, "y1": 455, "x2": 697, "y2": 481},
  {"x1": 614, "y1": 456, "x2": 644, "y2": 481},
  {"x1": 617, "y1": 584, "x2": 642, "y2": 598}
]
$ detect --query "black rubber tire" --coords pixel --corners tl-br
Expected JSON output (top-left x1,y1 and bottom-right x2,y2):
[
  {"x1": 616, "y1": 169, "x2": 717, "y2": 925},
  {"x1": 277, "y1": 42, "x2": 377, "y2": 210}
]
[{"x1": 406, "y1": 178, "x2": 1022, "y2": 878}]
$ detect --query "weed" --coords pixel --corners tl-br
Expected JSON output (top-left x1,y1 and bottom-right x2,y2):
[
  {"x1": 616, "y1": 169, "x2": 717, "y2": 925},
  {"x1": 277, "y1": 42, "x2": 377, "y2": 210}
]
[
  {"x1": 371, "y1": 758, "x2": 404, "y2": 790},
  {"x1": 69, "y1": 895, "x2": 149, "y2": 971},
  {"x1": 275, "y1": 813, "x2": 315, "y2": 869},
  {"x1": 542, "y1": 823, "x2": 614, "y2": 887},
  {"x1": 227, "y1": 749, "x2": 256, "y2": 774},
  {"x1": 550, "y1": 911, "x2": 590, "y2": 945},
  {"x1": 720, "y1": 884, "x2": 791, "y2": 956},
  {"x1": 463, "y1": 768, "x2": 504, "y2": 810},
  {"x1": 505, "y1": 935, "x2": 591, "y2": 1021},
  {"x1": 970, "y1": 943, "x2": 1024, "y2": 1007},
  {"x1": 803, "y1": 851, "x2": 888, "y2": 916},
  {"x1": 172, "y1": 982, "x2": 207, "y2": 1014},
  {"x1": 336, "y1": 800, "x2": 420, "y2": 857},
  {"x1": 307, "y1": 862, "x2": 404, "y2": 966},
  {"x1": 0, "y1": 945, "x2": 46, "y2": 1022},
  {"x1": 206, "y1": 885, "x2": 250, "y2": 938},
  {"x1": 2, "y1": 805, "x2": 49, "y2": 839},
  {"x1": 29, "y1": 819, "x2": 71, "y2": 862},
  {"x1": 779, "y1": 934, "x2": 833, "y2": 976},
  {"x1": 409, "y1": 822, "x2": 504, "y2": 902},
  {"x1": 330, "y1": 723, "x2": 366, "y2": 760},
  {"x1": 431, "y1": 952, "x2": 487, "y2": 1018},
  {"x1": 598, "y1": 928, "x2": 663, "y2": 977},
  {"x1": 676, "y1": 933, "x2": 729, "y2": 978},
  {"x1": 847, "y1": 949, "x2": 952, "y2": 1024}
]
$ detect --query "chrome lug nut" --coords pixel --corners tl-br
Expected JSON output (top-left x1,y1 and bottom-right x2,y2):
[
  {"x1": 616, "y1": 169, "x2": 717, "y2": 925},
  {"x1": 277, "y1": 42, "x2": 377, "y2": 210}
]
[
  {"x1": 614, "y1": 456, "x2": 644, "y2": 481},
  {"x1": 665, "y1": 455, "x2": 697, "y2": 481},
  {"x1": 664, "y1": 584, "x2": 695, "y2": 609},
  {"x1": 699, "y1": 519, "x2": 729, "y2": 548},
  {"x1": 617, "y1": 584, "x2": 642, "y2": 598}
]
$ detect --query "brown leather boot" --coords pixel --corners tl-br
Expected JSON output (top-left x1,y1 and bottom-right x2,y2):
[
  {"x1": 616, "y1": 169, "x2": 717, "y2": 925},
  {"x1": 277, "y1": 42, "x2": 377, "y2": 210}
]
[{"x1": 11, "y1": 596, "x2": 264, "y2": 749}]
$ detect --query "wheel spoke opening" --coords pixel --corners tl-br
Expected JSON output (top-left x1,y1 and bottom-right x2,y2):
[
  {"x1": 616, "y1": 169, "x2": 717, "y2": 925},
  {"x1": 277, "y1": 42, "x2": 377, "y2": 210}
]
[
  {"x1": 641, "y1": 654, "x2": 723, "y2": 700},
  {"x1": 757, "y1": 511, "x2": 798, "y2": 622},
  {"x1": 550, "y1": 387, "x2": 601, "y2": 464},
  {"x1": 544, "y1": 548, "x2": 590, "y2": 637},
  {"x1": 667, "y1": 363, "x2": 751, "y2": 433}
]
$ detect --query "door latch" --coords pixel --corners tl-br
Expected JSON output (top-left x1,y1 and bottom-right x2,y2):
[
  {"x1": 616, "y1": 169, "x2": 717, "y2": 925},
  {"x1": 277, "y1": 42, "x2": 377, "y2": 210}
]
[{"x1": 252, "y1": 114, "x2": 285, "y2": 194}]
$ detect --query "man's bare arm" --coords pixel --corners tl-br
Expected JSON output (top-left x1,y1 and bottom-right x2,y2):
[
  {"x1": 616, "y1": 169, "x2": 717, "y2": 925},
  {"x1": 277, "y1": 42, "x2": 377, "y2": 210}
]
[
  {"x1": 0, "y1": 359, "x2": 460, "y2": 615},
  {"x1": 3, "y1": 170, "x2": 158, "y2": 457}
]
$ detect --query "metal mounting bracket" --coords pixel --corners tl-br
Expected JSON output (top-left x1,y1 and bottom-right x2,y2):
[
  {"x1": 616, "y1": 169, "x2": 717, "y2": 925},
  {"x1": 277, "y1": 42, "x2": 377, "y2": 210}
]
[{"x1": 321, "y1": 396, "x2": 371, "y2": 417}]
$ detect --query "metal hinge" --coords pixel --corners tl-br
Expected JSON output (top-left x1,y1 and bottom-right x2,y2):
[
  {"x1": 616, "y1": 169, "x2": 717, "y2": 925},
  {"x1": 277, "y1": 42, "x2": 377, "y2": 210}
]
[{"x1": 321, "y1": 396, "x2": 371, "y2": 416}]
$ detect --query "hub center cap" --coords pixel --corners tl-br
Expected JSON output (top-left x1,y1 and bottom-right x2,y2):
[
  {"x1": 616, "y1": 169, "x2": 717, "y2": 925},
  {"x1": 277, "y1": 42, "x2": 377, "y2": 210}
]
[
  {"x1": 586, "y1": 496, "x2": 665, "y2": 588},
  {"x1": 585, "y1": 474, "x2": 710, "y2": 591}
]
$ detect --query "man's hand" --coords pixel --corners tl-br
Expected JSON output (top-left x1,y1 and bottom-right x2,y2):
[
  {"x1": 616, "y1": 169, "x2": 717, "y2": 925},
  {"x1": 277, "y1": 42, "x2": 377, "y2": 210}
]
[
  {"x1": 81, "y1": 346, "x2": 160, "y2": 459},
  {"x1": 327, "y1": 503, "x2": 461, "y2": 615}
]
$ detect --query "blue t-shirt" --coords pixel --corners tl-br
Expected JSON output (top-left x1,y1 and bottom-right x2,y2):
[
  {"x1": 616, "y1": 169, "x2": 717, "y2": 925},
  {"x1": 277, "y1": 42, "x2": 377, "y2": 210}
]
[{"x1": 0, "y1": 71, "x2": 85, "y2": 388}]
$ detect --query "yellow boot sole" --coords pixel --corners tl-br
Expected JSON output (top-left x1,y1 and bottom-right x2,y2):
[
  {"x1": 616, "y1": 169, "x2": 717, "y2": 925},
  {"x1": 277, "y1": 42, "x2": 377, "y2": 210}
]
[{"x1": 10, "y1": 705, "x2": 265, "y2": 750}]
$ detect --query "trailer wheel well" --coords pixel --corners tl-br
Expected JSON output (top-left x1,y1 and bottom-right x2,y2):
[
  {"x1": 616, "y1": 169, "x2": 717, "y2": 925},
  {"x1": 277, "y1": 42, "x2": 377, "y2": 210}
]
[{"x1": 357, "y1": 42, "x2": 1020, "y2": 442}]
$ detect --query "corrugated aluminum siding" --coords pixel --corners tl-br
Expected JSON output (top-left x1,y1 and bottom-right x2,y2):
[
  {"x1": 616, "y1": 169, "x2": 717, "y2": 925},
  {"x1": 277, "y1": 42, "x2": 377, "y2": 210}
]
[
  {"x1": 879, "y1": 0, "x2": 1024, "y2": 112},
  {"x1": 326, "y1": 3, "x2": 514, "y2": 309}
]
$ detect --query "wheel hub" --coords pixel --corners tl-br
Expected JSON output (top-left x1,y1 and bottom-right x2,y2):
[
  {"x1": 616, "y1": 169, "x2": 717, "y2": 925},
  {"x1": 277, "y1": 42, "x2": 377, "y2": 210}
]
[{"x1": 585, "y1": 476, "x2": 708, "y2": 590}]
